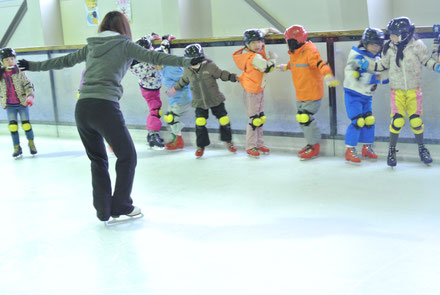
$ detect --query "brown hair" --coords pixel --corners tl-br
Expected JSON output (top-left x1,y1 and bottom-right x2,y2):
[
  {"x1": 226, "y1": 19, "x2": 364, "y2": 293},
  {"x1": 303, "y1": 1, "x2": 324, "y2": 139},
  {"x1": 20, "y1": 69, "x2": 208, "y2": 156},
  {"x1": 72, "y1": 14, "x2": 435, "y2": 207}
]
[{"x1": 98, "y1": 11, "x2": 132, "y2": 40}]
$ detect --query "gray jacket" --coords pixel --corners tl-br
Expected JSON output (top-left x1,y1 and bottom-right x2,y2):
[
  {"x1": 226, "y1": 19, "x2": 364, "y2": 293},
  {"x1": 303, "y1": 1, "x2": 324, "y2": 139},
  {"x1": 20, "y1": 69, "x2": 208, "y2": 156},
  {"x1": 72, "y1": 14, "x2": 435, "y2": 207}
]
[
  {"x1": 28, "y1": 31, "x2": 193, "y2": 103},
  {"x1": 173, "y1": 60, "x2": 237, "y2": 109}
]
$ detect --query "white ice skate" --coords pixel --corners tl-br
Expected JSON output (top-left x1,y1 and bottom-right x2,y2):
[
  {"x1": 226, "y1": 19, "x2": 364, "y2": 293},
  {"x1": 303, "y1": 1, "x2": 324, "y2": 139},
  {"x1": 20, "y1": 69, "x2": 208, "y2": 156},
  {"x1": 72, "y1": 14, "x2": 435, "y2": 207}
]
[{"x1": 105, "y1": 206, "x2": 144, "y2": 226}]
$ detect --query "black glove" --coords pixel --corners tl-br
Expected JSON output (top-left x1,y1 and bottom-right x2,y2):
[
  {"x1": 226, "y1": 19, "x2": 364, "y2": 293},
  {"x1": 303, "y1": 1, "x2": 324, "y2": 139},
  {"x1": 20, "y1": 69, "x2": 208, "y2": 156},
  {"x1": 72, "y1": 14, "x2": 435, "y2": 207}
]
[
  {"x1": 190, "y1": 56, "x2": 205, "y2": 66},
  {"x1": 18, "y1": 59, "x2": 29, "y2": 71}
]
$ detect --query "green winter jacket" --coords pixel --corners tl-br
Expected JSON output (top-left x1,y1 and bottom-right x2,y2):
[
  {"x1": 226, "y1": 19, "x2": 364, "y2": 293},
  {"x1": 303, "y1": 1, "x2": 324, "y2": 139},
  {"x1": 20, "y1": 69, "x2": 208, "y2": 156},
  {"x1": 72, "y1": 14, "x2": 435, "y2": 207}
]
[{"x1": 173, "y1": 60, "x2": 237, "y2": 109}]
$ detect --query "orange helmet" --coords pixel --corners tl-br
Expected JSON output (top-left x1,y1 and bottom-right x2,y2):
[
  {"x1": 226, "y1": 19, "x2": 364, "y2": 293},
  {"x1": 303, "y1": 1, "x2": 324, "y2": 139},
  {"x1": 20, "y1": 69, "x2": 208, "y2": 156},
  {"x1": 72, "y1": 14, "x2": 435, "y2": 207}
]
[{"x1": 284, "y1": 25, "x2": 308, "y2": 43}]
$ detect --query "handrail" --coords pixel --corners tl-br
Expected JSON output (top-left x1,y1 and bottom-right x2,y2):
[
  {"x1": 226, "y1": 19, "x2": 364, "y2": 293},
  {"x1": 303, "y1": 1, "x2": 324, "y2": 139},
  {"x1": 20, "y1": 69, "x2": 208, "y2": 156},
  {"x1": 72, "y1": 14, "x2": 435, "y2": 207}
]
[{"x1": 13, "y1": 26, "x2": 438, "y2": 53}]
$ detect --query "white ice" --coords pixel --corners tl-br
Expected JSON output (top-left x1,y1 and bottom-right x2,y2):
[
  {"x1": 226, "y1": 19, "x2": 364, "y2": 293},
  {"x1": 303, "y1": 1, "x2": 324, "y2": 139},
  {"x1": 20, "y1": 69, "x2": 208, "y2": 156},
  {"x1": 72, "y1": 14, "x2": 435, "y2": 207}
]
[{"x1": 1, "y1": 133, "x2": 440, "y2": 295}]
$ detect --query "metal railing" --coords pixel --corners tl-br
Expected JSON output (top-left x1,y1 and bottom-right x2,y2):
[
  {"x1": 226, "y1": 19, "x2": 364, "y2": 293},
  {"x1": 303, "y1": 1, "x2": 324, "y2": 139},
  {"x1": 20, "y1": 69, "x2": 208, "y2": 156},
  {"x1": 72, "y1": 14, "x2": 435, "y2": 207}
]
[{"x1": 10, "y1": 27, "x2": 440, "y2": 144}]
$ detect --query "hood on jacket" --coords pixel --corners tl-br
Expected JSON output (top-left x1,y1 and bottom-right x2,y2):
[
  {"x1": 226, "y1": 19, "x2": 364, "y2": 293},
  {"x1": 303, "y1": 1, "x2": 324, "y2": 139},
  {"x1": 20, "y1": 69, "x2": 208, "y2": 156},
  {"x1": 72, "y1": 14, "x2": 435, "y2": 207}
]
[
  {"x1": 233, "y1": 48, "x2": 253, "y2": 71},
  {"x1": 86, "y1": 31, "x2": 129, "y2": 58}
]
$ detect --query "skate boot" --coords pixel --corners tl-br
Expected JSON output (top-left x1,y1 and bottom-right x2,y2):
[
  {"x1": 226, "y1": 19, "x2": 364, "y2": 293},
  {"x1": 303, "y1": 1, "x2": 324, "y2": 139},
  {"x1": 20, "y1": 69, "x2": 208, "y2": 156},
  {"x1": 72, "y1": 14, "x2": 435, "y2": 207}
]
[
  {"x1": 298, "y1": 145, "x2": 309, "y2": 156},
  {"x1": 345, "y1": 147, "x2": 361, "y2": 164},
  {"x1": 226, "y1": 142, "x2": 237, "y2": 153},
  {"x1": 300, "y1": 143, "x2": 320, "y2": 160},
  {"x1": 12, "y1": 144, "x2": 22, "y2": 159},
  {"x1": 195, "y1": 147, "x2": 204, "y2": 158},
  {"x1": 106, "y1": 206, "x2": 143, "y2": 226},
  {"x1": 147, "y1": 133, "x2": 165, "y2": 150},
  {"x1": 362, "y1": 144, "x2": 377, "y2": 159},
  {"x1": 246, "y1": 147, "x2": 260, "y2": 158},
  {"x1": 418, "y1": 144, "x2": 433, "y2": 165},
  {"x1": 166, "y1": 135, "x2": 184, "y2": 150},
  {"x1": 258, "y1": 146, "x2": 270, "y2": 155},
  {"x1": 387, "y1": 146, "x2": 398, "y2": 167},
  {"x1": 28, "y1": 139, "x2": 37, "y2": 155}
]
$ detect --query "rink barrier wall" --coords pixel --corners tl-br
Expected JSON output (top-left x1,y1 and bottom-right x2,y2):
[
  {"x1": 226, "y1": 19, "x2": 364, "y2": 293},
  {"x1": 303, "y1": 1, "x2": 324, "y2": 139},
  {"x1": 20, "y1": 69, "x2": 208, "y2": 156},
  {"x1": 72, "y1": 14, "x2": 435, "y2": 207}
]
[{"x1": 1, "y1": 27, "x2": 440, "y2": 153}]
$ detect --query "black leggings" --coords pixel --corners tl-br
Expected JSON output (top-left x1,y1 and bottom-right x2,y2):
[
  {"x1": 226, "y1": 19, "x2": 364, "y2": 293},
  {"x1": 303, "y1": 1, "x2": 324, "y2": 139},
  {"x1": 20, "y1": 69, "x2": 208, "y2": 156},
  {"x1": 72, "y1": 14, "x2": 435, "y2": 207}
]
[
  {"x1": 195, "y1": 102, "x2": 232, "y2": 148},
  {"x1": 75, "y1": 99, "x2": 136, "y2": 221}
]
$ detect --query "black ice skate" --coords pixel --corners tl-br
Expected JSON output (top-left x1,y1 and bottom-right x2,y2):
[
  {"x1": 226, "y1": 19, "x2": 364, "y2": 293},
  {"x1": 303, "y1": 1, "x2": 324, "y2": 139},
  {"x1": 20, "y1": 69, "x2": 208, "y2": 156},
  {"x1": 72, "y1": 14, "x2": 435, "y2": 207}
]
[
  {"x1": 105, "y1": 206, "x2": 144, "y2": 226},
  {"x1": 147, "y1": 133, "x2": 165, "y2": 150},
  {"x1": 28, "y1": 139, "x2": 37, "y2": 155},
  {"x1": 418, "y1": 144, "x2": 432, "y2": 165},
  {"x1": 12, "y1": 145, "x2": 22, "y2": 159},
  {"x1": 387, "y1": 146, "x2": 398, "y2": 167}
]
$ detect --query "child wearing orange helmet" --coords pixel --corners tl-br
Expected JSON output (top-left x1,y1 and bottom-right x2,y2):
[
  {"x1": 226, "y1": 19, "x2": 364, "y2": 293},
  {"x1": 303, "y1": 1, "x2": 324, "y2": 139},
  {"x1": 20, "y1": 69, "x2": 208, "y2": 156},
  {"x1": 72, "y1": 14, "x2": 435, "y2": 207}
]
[{"x1": 277, "y1": 25, "x2": 339, "y2": 160}]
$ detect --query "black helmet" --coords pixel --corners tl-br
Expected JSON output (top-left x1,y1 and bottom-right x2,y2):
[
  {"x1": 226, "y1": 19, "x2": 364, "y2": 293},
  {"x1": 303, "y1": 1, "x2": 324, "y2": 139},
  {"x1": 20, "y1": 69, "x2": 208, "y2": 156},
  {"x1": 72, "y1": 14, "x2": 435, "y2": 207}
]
[
  {"x1": 243, "y1": 29, "x2": 264, "y2": 44},
  {"x1": 155, "y1": 47, "x2": 166, "y2": 54},
  {"x1": 387, "y1": 17, "x2": 414, "y2": 41},
  {"x1": 136, "y1": 37, "x2": 152, "y2": 49},
  {"x1": 184, "y1": 44, "x2": 204, "y2": 58},
  {"x1": 362, "y1": 28, "x2": 385, "y2": 47},
  {"x1": 0, "y1": 48, "x2": 16, "y2": 60}
]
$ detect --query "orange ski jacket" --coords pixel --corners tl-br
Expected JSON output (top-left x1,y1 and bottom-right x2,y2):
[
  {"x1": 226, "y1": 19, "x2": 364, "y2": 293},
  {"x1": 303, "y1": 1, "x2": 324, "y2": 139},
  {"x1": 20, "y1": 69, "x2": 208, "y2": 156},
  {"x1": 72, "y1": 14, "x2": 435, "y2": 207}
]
[
  {"x1": 286, "y1": 41, "x2": 333, "y2": 101},
  {"x1": 232, "y1": 46, "x2": 269, "y2": 94}
]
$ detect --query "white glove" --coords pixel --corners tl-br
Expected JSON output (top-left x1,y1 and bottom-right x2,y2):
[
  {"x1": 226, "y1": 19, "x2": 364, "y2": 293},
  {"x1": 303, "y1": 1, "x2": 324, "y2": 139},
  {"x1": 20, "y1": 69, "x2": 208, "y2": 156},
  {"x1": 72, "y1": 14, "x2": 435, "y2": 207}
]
[{"x1": 261, "y1": 27, "x2": 282, "y2": 36}]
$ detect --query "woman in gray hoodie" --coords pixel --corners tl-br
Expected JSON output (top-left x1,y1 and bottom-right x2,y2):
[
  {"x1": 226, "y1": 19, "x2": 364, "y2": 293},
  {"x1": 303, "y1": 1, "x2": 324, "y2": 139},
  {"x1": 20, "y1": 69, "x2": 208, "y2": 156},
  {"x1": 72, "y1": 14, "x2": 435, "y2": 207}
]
[{"x1": 17, "y1": 11, "x2": 203, "y2": 223}]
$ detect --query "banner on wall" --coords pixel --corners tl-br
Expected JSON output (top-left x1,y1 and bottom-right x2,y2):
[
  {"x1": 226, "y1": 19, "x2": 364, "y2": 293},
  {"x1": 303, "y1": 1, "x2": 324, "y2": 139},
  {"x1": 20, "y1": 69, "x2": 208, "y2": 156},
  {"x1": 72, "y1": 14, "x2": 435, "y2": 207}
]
[
  {"x1": 84, "y1": 0, "x2": 99, "y2": 26},
  {"x1": 116, "y1": 0, "x2": 132, "y2": 23}
]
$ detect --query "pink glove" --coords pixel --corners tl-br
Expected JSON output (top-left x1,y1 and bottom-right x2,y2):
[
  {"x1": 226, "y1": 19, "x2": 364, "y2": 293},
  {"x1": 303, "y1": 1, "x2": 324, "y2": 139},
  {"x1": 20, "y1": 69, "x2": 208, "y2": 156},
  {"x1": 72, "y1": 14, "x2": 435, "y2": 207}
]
[
  {"x1": 25, "y1": 95, "x2": 34, "y2": 106},
  {"x1": 276, "y1": 64, "x2": 288, "y2": 72},
  {"x1": 167, "y1": 87, "x2": 178, "y2": 97}
]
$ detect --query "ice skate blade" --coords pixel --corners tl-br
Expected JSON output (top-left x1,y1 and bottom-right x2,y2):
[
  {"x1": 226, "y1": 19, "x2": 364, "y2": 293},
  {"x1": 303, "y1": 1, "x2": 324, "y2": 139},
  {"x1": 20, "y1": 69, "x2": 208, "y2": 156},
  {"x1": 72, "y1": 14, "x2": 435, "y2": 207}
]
[
  {"x1": 13, "y1": 154, "x2": 23, "y2": 160},
  {"x1": 345, "y1": 160, "x2": 361, "y2": 166},
  {"x1": 149, "y1": 146, "x2": 165, "y2": 151},
  {"x1": 104, "y1": 213, "x2": 144, "y2": 226},
  {"x1": 247, "y1": 155, "x2": 260, "y2": 159},
  {"x1": 362, "y1": 157, "x2": 377, "y2": 161},
  {"x1": 299, "y1": 156, "x2": 318, "y2": 161}
]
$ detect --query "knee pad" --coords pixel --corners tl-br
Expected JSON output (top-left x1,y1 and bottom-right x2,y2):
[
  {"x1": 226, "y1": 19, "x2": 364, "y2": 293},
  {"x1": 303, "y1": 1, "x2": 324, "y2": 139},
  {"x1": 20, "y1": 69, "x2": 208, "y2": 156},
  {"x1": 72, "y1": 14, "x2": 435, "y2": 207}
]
[
  {"x1": 219, "y1": 116, "x2": 230, "y2": 126},
  {"x1": 363, "y1": 112, "x2": 375, "y2": 128},
  {"x1": 249, "y1": 115, "x2": 262, "y2": 130},
  {"x1": 390, "y1": 113, "x2": 405, "y2": 134},
  {"x1": 296, "y1": 111, "x2": 313, "y2": 126},
  {"x1": 22, "y1": 120, "x2": 32, "y2": 131},
  {"x1": 8, "y1": 120, "x2": 18, "y2": 132},
  {"x1": 259, "y1": 112, "x2": 266, "y2": 125},
  {"x1": 152, "y1": 107, "x2": 162, "y2": 119},
  {"x1": 164, "y1": 112, "x2": 177, "y2": 124},
  {"x1": 195, "y1": 117, "x2": 207, "y2": 126},
  {"x1": 351, "y1": 115, "x2": 365, "y2": 129},
  {"x1": 409, "y1": 114, "x2": 424, "y2": 134}
]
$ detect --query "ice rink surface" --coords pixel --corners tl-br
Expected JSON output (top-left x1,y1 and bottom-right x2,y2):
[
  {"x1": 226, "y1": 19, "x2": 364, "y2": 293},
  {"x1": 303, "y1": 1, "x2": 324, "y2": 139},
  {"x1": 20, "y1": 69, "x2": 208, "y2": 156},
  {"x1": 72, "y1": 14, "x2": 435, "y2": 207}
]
[{"x1": 1, "y1": 135, "x2": 440, "y2": 295}]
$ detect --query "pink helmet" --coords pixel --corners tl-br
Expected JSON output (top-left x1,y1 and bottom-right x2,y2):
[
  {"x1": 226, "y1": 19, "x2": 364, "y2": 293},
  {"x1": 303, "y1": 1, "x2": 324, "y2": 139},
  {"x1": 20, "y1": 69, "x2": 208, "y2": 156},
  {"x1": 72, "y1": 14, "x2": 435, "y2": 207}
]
[{"x1": 284, "y1": 25, "x2": 308, "y2": 43}]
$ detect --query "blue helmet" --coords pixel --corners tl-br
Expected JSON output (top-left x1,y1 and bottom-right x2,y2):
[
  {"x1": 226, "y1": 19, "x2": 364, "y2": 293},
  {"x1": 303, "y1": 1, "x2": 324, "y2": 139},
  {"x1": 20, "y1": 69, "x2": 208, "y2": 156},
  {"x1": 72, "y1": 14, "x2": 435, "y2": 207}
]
[
  {"x1": 387, "y1": 17, "x2": 414, "y2": 41},
  {"x1": 362, "y1": 28, "x2": 385, "y2": 47}
]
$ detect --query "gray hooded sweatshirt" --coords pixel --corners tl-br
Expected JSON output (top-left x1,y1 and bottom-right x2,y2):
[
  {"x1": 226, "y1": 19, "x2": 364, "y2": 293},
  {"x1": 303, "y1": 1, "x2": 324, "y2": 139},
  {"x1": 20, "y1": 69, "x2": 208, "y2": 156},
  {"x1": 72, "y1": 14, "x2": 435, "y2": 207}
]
[{"x1": 28, "y1": 31, "x2": 193, "y2": 103}]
